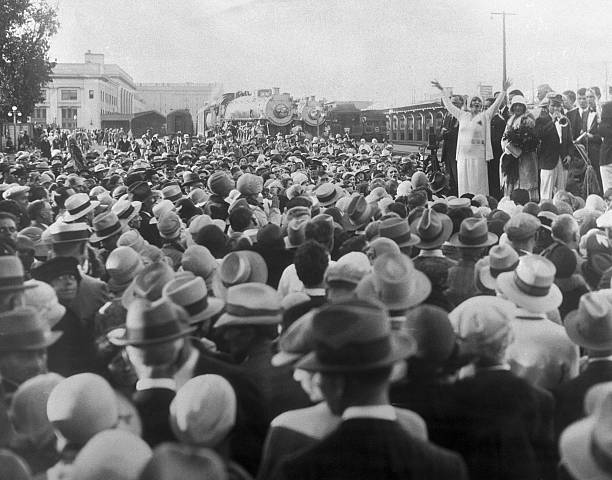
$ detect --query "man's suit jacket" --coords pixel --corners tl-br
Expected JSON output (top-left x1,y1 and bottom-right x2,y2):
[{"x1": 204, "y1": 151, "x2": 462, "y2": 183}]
[
  {"x1": 273, "y1": 418, "x2": 468, "y2": 480},
  {"x1": 553, "y1": 360, "x2": 612, "y2": 440},
  {"x1": 535, "y1": 111, "x2": 574, "y2": 170},
  {"x1": 599, "y1": 101, "x2": 612, "y2": 167},
  {"x1": 132, "y1": 341, "x2": 268, "y2": 475},
  {"x1": 566, "y1": 108, "x2": 582, "y2": 141},
  {"x1": 447, "y1": 369, "x2": 556, "y2": 480}
]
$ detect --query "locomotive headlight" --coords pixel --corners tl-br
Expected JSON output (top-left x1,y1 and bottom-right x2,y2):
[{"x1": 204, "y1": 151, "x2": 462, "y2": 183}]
[{"x1": 274, "y1": 104, "x2": 289, "y2": 118}]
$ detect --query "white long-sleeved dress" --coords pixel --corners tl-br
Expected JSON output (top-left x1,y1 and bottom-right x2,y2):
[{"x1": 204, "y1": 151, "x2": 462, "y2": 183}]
[{"x1": 441, "y1": 94, "x2": 504, "y2": 196}]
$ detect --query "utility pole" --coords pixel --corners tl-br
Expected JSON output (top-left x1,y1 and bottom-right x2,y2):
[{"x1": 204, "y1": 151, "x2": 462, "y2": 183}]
[{"x1": 491, "y1": 11, "x2": 517, "y2": 87}]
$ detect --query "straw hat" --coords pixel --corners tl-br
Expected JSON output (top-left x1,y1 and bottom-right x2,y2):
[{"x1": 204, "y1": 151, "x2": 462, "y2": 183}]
[
  {"x1": 410, "y1": 209, "x2": 452, "y2": 250},
  {"x1": 90, "y1": 211, "x2": 123, "y2": 243},
  {"x1": 0, "y1": 307, "x2": 62, "y2": 352},
  {"x1": 478, "y1": 243, "x2": 520, "y2": 291},
  {"x1": 496, "y1": 255, "x2": 563, "y2": 312},
  {"x1": 378, "y1": 217, "x2": 420, "y2": 248},
  {"x1": 213, "y1": 251, "x2": 268, "y2": 299},
  {"x1": 0, "y1": 255, "x2": 36, "y2": 292},
  {"x1": 162, "y1": 274, "x2": 224, "y2": 325},
  {"x1": 62, "y1": 193, "x2": 99, "y2": 222},
  {"x1": 106, "y1": 246, "x2": 144, "y2": 293},
  {"x1": 111, "y1": 199, "x2": 141, "y2": 225},
  {"x1": 22, "y1": 280, "x2": 66, "y2": 328},
  {"x1": 215, "y1": 283, "x2": 281, "y2": 328}
]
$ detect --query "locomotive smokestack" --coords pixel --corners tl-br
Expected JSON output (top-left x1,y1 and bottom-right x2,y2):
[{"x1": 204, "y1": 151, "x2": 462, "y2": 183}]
[{"x1": 273, "y1": 87, "x2": 280, "y2": 95}]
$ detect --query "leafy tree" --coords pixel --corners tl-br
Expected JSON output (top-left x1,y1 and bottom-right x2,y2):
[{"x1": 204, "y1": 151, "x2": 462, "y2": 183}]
[{"x1": 0, "y1": 0, "x2": 58, "y2": 118}]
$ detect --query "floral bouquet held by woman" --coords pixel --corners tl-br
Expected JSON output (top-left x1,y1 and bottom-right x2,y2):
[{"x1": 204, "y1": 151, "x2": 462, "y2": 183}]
[{"x1": 501, "y1": 97, "x2": 538, "y2": 190}]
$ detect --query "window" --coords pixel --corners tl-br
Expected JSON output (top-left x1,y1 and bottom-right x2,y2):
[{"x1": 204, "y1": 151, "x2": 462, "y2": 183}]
[
  {"x1": 89, "y1": 90, "x2": 94, "y2": 99},
  {"x1": 40, "y1": 89, "x2": 48, "y2": 102},
  {"x1": 33, "y1": 108, "x2": 47, "y2": 123},
  {"x1": 61, "y1": 89, "x2": 78, "y2": 101},
  {"x1": 61, "y1": 107, "x2": 78, "y2": 129},
  {"x1": 399, "y1": 116, "x2": 406, "y2": 141},
  {"x1": 407, "y1": 116, "x2": 414, "y2": 141},
  {"x1": 415, "y1": 115, "x2": 423, "y2": 141}
]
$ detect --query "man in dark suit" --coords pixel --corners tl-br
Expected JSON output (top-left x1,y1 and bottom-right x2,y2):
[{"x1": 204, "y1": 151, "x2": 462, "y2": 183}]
[
  {"x1": 273, "y1": 299, "x2": 468, "y2": 480},
  {"x1": 554, "y1": 290, "x2": 612, "y2": 441},
  {"x1": 566, "y1": 88, "x2": 586, "y2": 141},
  {"x1": 535, "y1": 94, "x2": 575, "y2": 200},
  {"x1": 489, "y1": 92, "x2": 509, "y2": 199},
  {"x1": 600, "y1": 100, "x2": 612, "y2": 192},
  {"x1": 110, "y1": 297, "x2": 268, "y2": 475}
]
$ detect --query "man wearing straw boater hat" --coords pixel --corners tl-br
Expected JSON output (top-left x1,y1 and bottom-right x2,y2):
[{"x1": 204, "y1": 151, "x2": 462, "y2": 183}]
[
  {"x1": 496, "y1": 254, "x2": 579, "y2": 390},
  {"x1": 108, "y1": 297, "x2": 267, "y2": 472},
  {"x1": 275, "y1": 299, "x2": 468, "y2": 480}
]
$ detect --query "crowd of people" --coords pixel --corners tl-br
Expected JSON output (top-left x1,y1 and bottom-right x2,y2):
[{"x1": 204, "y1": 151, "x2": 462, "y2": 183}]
[{"x1": 0, "y1": 85, "x2": 611, "y2": 479}]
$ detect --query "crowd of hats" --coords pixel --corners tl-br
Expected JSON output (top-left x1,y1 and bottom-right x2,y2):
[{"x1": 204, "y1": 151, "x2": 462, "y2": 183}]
[{"x1": 4, "y1": 129, "x2": 612, "y2": 480}]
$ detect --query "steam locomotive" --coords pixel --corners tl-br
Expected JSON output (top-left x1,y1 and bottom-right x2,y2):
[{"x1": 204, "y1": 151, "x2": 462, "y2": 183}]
[{"x1": 195, "y1": 89, "x2": 386, "y2": 141}]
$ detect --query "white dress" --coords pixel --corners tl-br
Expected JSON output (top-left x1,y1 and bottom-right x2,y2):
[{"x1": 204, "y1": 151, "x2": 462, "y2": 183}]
[{"x1": 441, "y1": 94, "x2": 504, "y2": 196}]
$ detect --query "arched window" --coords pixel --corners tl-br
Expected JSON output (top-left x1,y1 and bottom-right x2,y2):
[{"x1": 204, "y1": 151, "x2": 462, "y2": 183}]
[
  {"x1": 407, "y1": 114, "x2": 414, "y2": 141},
  {"x1": 392, "y1": 115, "x2": 399, "y2": 141},
  {"x1": 415, "y1": 113, "x2": 423, "y2": 141},
  {"x1": 399, "y1": 115, "x2": 406, "y2": 141}
]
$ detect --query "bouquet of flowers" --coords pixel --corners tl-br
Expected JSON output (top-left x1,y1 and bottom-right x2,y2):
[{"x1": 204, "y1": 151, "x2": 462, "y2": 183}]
[
  {"x1": 503, "y1": 124, "x2": 539, "y2": 153},
  {"x1": 501, "y1": 123, "x2": 538, "y2": 185}
]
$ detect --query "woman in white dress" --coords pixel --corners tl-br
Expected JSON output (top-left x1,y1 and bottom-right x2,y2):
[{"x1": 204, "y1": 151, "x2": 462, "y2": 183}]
[{"x1": 432, "y1": 80, "x2": 511, "y2": 196}]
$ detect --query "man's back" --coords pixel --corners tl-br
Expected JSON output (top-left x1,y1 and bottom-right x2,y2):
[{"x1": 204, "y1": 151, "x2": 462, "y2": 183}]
[{"x1": 274, "y1": 418, "x2": 467, "y2": 480}]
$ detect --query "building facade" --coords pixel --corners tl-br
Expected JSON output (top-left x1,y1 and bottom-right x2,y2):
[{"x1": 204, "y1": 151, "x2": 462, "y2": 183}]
[
  {"x1": 135, "y1": 82, "x2": 223, "y2": 117},
  {"x1": 33, "y1": 51, "x2": 136, "y2": 130}
]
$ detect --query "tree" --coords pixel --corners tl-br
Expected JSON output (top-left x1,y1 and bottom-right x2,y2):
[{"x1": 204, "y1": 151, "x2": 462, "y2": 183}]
[{"x1": 0, "y1": 0, "x2": 58, "y2": 118}]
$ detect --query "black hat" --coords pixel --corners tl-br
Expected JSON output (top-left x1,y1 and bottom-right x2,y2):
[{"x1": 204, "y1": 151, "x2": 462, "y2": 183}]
[{"x1": 31, "y1": 257, "x2": 81, "y2": 284}]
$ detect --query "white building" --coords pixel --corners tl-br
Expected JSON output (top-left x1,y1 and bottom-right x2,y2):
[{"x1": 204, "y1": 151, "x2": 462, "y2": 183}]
[{"x1": 33, "y1": 51, "x2": 136, "y2": 129}]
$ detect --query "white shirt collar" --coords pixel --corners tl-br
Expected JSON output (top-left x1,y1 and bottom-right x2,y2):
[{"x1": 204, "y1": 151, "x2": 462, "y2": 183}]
[
  {"x1": 304, "y1": 287, "x2": 326, "y2": 297},
  {"x1": 342, "y1": 405, "x2": 397, "y2": 421},
  {"x1": 418, "y1": 249, "x2": 444, "y2": 258},
  {"x1": 588, "y1": 355, "x2": 612, "y2": 364}
]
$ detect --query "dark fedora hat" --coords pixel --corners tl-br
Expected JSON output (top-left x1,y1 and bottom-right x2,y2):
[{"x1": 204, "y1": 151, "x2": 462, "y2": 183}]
[
  {"x1": 128, "y1": 181, "x2": 153, "y2": 202},
  {"x1": 410, "y1": 208, "x2": 452, "y2": 250},
  {"x1": 296, "y1": 298, "x2": 416, "y2": 373},
  {"x1": 449, "y1": 217, "x2": 498, "y2": 248},
  {"x1": 108, "y1": 297, "x2": 195, "y2": 347},
  {"x1": 31, "y1": 256, "x2": 81, "y2": 284}
]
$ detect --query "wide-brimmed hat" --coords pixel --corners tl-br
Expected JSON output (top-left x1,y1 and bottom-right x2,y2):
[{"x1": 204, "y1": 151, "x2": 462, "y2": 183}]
[
  {"x1": 111, "y1": 199, "x2": 141, "y2": 225},
  {"x1": 215, "y1": 283, "x2": 281, "y2": 328},
  {"x1": 355, "y1": 252, "x2": 431, "y2": 311},
  {"x1": 162, "y1": 184, "x2": 184, "y2": 204},
  {"x1": 315, "y1": 182, "x2": 342, "y2": 207},
  {"x1": 23, "y1": 280, "x2": 66, "y2": 328},
  {"x1": 63, "y1": 193, "x2": 100, "y2": 222},
  {"x1": 560, "y1": 390, "x2": 612, "y2": 480},
  {"x1": 2, "y1": 184, "x2": 30, "y2": 200},
  {"x1": 449, "y1": 217, "x2": 498, "y2": 248},
  {"x1": 106, "y1": 246, "x2": 144, "y2": 293},
  {"x1": 564, "y1": 290, "x2": 612, "y2": 351},
  {"x1": 213, "y1": 250, "x2": 268, "y2": 299},
  {"x1": 182, "y1": 172, "x2": 202, "y2": 187},
  {"x1": 121, "y1": 261, "x2": 175, "y2": 309},
  {"x1": 0, "y1": 307, "x2": 62, "y2": 352},
  {"x1": 90, "y1": 211, "x2": 123, "y2": 243},
  {"x1": 169, "y1": 375, "x2": 237, "y2": 448},
  {"x1": 0, "y1": 256, "x2": 36, "y2": 292},
  {"x1": 48, "y1": 222, "x2": 90, "y2": 244},
  {"x1": 163, "y1": 274, "x2": 224, "y2": 325},
  {"x1": 109, "y1": 297, "x2": 195, "y2": 346},
  {"x1": 478, "y1": 243, "x2": 520, "y2": 291},
  {"x1": 496, "y1": 255, "x2": 562, "y2": 312},
  {"x1": 128, "y1": 181, "x2": 154, "y2": 202},
  {"x1": 410, "y1": 209, "x2": 452, "y2": 249},
  {"x1": 272, "y1": 313, "x2": 316, "y2": 367},
  {"x1": 378, "y1": 217, "x2": 420, "y2": 248},
  {"x1": 341, "y1": 194, "x2": 372, "y2": 231},
  {"x1": 284, "y1": 218, "x2": 307, "y2": 249},
  {"x1": 296, "y1": 299, "x2": 416, "y2": 373},
  {"x1": 31, "y1": 256, "x2": 81, "y2": 284}
]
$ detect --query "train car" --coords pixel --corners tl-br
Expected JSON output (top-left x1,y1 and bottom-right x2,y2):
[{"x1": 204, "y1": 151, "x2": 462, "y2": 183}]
[
  {"x1": 223, "y1": 88, "x2": 294, "y2": 135},
  {"x1": 295, "y1": 96, "x2": 326, "y2": 137},
  {"x1": 166, "y1": 109, "x2": 194, "y2": 136},
  {"x1": 327, "y1": 103, "x2": 387, "y2": 141},
  {"x1": 387, "y1": 100, "x2": 445, "y2": 146},
  {"x1": 131, "y1": 111, "x2": 166, "y2": 137}
]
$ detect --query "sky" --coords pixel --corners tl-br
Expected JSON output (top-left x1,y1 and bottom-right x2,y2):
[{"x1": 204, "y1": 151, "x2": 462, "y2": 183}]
[{"x1": 48, "y1": 0, "x2": 612, "y2": 106}]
